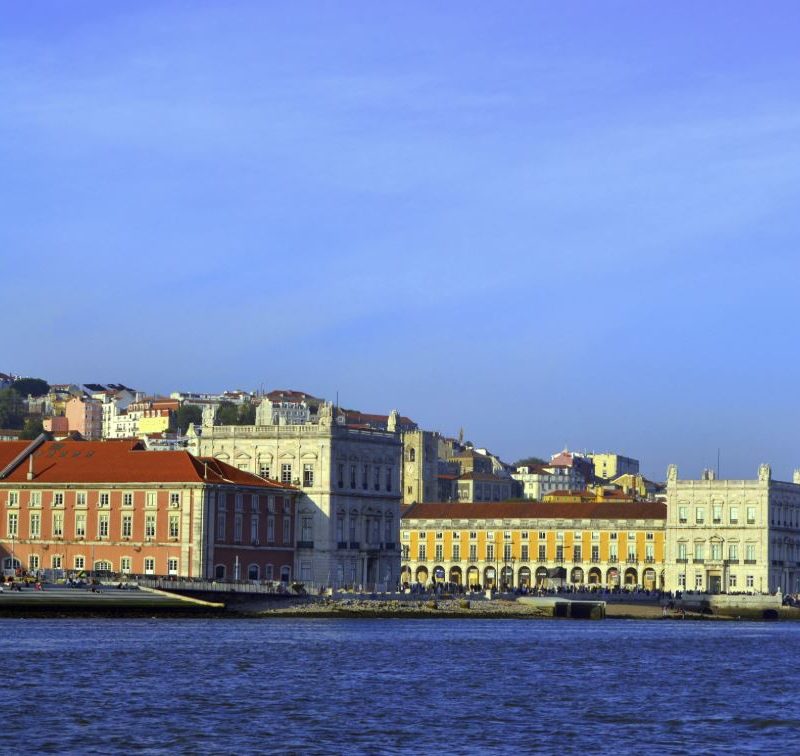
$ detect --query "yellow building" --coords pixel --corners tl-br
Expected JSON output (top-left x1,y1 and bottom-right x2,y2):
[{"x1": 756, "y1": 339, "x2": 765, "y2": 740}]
[
  {"x1": 401, "y1": 500, "x2": 666, "y2": 590},
  {"x1": 589, "y1": 453, "x2": 639, "y2": 481},
  {"x1": 138, "y1": 414, "x2": 171, "y2": 434}
]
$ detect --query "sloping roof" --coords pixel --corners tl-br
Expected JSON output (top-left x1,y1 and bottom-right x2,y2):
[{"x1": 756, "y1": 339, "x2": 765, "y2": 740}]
[
  {"x1": 457, "y1": 472, "x2": 511, "y2": 482},
  {"x1": 0, "y1": 440, "x2": 293, "y2": 489},
  {"x1": 401, "y1": 500, "x2": 667, "y2": 521}
]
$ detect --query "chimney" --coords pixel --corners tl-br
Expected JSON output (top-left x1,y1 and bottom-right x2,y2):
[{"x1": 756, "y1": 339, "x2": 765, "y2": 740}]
[{"x1": 27, "y1": 454, "x2": 34, "y2": 481}]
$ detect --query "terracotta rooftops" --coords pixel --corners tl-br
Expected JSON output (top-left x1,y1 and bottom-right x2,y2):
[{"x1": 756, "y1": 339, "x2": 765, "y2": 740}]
[
  {"x1": 0, "y1": 439, "x2": 293, "y2": 488},
  {"x1": 401, "y1": 500, "x2": 667, "y2": 521},
  {"x1": 457, "y1": 472, "x2": 510, "y2": 482}
]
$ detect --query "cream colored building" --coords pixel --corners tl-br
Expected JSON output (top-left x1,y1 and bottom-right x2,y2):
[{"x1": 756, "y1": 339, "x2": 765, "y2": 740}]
[
  {"x1": 402, "y1": 429, "x2": 440, "y2": 505},
  {"x1": 589, "y1": 453, "x2": 639, "y2": 482},
  {"x1": 664, "y1": 464, "x2": 800, "y2": 595},
  {"x1": 188, "y1": 403, "x2": 402, "y2": 588}
]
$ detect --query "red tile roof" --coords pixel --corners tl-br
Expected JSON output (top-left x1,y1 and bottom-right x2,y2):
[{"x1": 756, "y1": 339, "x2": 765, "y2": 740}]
[
  {"x1": 0, "y1": 440, "x2": 293, "y2": 489},
  {"x1": 401, "y1": 500, "x2": 666, "y2": 521}
]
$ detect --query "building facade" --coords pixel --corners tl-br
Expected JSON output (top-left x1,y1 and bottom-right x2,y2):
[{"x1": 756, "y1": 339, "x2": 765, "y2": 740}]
[
  {"x1": 402, "y1": 429, "x2": 440, "y2": 505},
  {"x1": 0, "y1": 437, "x2": 296, "y2": 580},
  {"x1": 401, "y1": 501, "x2": 666, "y2": 590},
  {"x1": 590, "y1": 452, "x2": 640, "y2": 482},
  {"x1": 664, "y1": 465, "x2": 800, "y2": 595},
  {"x1": 188, "y1": 402, "x2": 402, "y2": 588},
  {"x1": 512, "y1": 463, "x2": 586, "y2": 500}
]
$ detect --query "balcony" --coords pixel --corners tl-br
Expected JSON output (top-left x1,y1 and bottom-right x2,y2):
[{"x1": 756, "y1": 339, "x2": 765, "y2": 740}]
[
  {"x1": 744, "y1": 559, "x2": 756, "y2": 564},
  {"x1": 676, "y1": 558, "x2": 688, "y2": 564},
  {"x1": 724, "y1": 559, "x2": 739, "y2": 565},
  {"x1": 693, "y1": 558, "x2": 705, "y2": 564},
  {"x1": 590, "y1": 558, "x2": 601, "y2": 564},
  {"x1": 644, "y1": 557, "x2": 655, "y2": 564},
  {"x1": 296, "y1": 540, "x2": 314, "y2": 549},
  {"x1": 608, "y1": 556, "x2": 618, "y2": 564},
  {"x1": 626, "y1": 558, "x2": 638, "y2": 565}
]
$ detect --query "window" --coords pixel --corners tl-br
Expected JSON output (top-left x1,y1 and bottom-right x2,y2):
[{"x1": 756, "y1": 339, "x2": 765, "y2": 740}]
[
  {"x1": 170, "y1": 492, "x2": 181, "y2": 508},
  {"x1": 592, "y1": 531, "x2": 600, "y2": 541},
  {"x1": 53, "y1": 492, "x2": 64, "y2": 507},
  {"x1": 74, "y1": 556, "x2": 85, "y2": 570},
  {"x1": 695, "y1": 507, "x2": 705, "y2": 524},
  {"x1": 556, "y1": 545, "x2": 564, "y2": 561},
  {"x1": 283, "y1": 516, "x2": 292, "y2": 544},
  {"x1": 29, "y1": 512, "x2": 41, "y2": 538},
  {"x1": 260, "y1": 464, "x2": 271, "y2": 479},
  {"x1": 556, "y1": 531, "x2": 564, "y2": 541},
  {"x1": 52, "y1": 513, "x2": 63, "y2": 537},
  {"x1": 169, "y1": 514, "x2": 180, "y2": 539},
  {"x1": 217, "y1": 511, "x2": 226, "y2": 540},
  {"x1": 470, "y1": 531, "x2": 477, "y2": 540},
  {"x1": 76, "y1": 492, "x2": 86, "y2": 509},
  {"x1": 302, "y1": 464, "x2": 314, "y2": 487},
  {"x1": 711, "y1": 542, "x2": 722, "y2": 561},
  {"x1": 374, "y1": 466, "x2": 381, "y2": 491},
  {"x1": 678, "y1": 573, "x2": 686, "y2": 589},
  {"x1": 521, "y1": 544, "x2": 529, "y2": 561},
  {"x1": 385, "y1": 467, "x2": 392, "y2": 491},
  {"x1": 573, "y1": 545, "x2": 582, "y2": 562},
  {"x1": 520, "y1": 531, "x2": 528, "y2": 540},
  {"x1": 99, "y1": 492, "x2": 110, "y2": 508},
  {"x1": 695, "y1": 573, "x2": 703, "y2": 589},
  {"x1": 678, "y1": 506, "x2": 687, "y2": 524},
  {"x1": 29, "y1": 554, "x2": 39, "y2": 571},
  {"x1": 609, "y1": 543, "x2": 618, "y2": 560},
  {"x1": 75, "y1": 513, "x2": 86, "y2": 537},
  {"x1": 745, "y1": 544, "x2": 756, "y2": 562},
  {"x1": 168, "y1": 558, "x2": 179, "y2": 576},
  {"x1": 301, "y1": 515, "x2": 313, "y2": 542},
  {"x1": 51, "y1": 555, "x2": 62, "y2": 569},
  {"x1": 337, "y1": 464, "x2": 344, "y2": 489},
  {"x1": 350, "y1": 465, "x2": 357, "y2": 488},
  {"x1": 251, "y1": 495, "x2": 259, "y2": 512},
  {"x1": 362, "y1": 464, "x2": 369, "y2": 490},
  {"x1": 728, "y1": 544, "x2": 738, "y2": 561},
  {"x1": 144, "y1": 557, "x2": 155, "y2": 575},
  {"x1": 436, "y1": 531, "x2": 443, "y2": 540},
  {"x1": 712, "y1": 505, "x2": 722, "y2": 524},
  {"x1": 486, "y1": 544, "x2": 494, "y2": 561},
  {"x1": 487, "y1": 532, "x2": 495, "y2": 541},
  {"x1": 29, "y1": 491, "x2": 41, "y2": 507},
  {"x1": 145, "y1": 514, "x2": 156, "y2": 539},
  {"x1": 452, "y1": 544, "x2": 460, "y2": 561},
  {"x1": 746, "y1": 506, "x2": 756, "y2": 525},
  {"x1": 469, "y1": 544, "x2": 477, "y2": 561},
  {"x1": 538, "y1": 544, "x2": 546, "y2": 561},
  {"x1": 120, "y1": 557, "x2": 131, "y2": 573},
  {"x1": 504, "y1": 531, "x2": 512, "y2": 541},
  {"x1": 267, "y1": 516, "x2": 275, "y2": 543},
  {"x1": 385, "y1": 518, "x2": 393, "y2": 543},
  {"x1": 729, "y1": 574, "x2": 737, "y2": 589},
  {"x1": 646, "y1": 532, "x2": 654, "y2": 541},
  {"x1": 234, "y1": 514, "x2": 243, "y2": 543},
  {"x1": 123, "y1": 492, "x2": 133, "y2": 507},
  {"x1": 235, "y1": 494, "x2": 244, "y2": 512},
  {"x1": 435, "y1": 544, "x2": 443, "y2": 561},
  {"x1": 694, "y1": 542, "x2": 704, "y2": 561},
  {"x1": 591, "y1": 545, "x2": 599, "y2": 562},
  {"x1": 146, "y1": 491, "x2": 157, "y2": 508},
  {"x1": 746, "y1": 575, "x2": 754, "y2": 588},
  {"x1": 418, "y1": 544, "x2": 427, "y2": 560},
  {"x1": 8, "y1": 491, "x2": 18, "y2": 507},
  {"x1": 678, "y1": 543, "x2": 687, "y2": 560},
  {"x1": 98, "y1": 514, "x2": 109, "y2": 539},
  {"x1": 729, "y1": 506, "x2": 739, "y2": 524},
  {"x1": 122, "y1": 514, "x2": 132, "y2": 538},
  {"x1": 250, "y1": 515, "x2": 259, "y2": 543},
  {"x1": 538, "y1": 532, "x2": 546, "y2": 540},
  {"x1": 281, "y1": 464, "x2": 292, "y2": 484}
]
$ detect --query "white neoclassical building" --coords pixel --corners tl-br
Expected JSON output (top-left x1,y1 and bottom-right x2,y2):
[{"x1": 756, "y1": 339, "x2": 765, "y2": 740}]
[
  {"x1": 187, "y1": 403, "x2": 402, "y2": 588},
  {"x1": 664, "y1": 464, "x2": 800, "y2": 595}
]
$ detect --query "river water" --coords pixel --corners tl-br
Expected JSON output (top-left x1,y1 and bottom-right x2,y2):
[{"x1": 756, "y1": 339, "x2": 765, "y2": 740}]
[{"x1": 2, "y1": 618, "x2": 798, "y2": 753}]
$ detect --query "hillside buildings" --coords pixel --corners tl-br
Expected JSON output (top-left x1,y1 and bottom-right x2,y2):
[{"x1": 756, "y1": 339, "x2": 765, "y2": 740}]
[
  {"x1": 0, "y1": 437, "x2": 296, "y2": 580},
  {"x1": 590, "y1": 452, "x2": 640, "y2": 482}
]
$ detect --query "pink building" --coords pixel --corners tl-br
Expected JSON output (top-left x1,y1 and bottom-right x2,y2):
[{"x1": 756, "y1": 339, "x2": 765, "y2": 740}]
[
  {"x1": 65, "y1": 396, "x2": 102, "y2": 440},
  {"x1": 43, "y1": 416, "x2": 69, "y2": 433}
]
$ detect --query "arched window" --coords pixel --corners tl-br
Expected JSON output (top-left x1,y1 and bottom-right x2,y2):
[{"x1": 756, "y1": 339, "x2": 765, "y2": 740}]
[
  {"x1": 248, "y1": 564, "x2": 259, "y2": 580},
  {"x1": 409, "y1": 448, "x2": 416, "y2": 462},
  {"x1": 214, "y1": 564, "x2": 226, "y2": 580},
  {"x1": 280, "y1": 565, "x2": 291, "y2": 583}
]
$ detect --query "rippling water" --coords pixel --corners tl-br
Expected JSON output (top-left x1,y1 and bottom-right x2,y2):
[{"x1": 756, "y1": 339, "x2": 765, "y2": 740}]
[{"x1": 2, "y1": 618, "x2": 799, "y2": 753}]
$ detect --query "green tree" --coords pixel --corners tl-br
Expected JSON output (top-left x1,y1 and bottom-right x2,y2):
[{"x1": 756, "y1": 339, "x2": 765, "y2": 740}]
[
  {"x1": 215, "y1": 401, "x2": 239, "y2": 425},
  {"x1": 10, "y1": 377, "x2": 49, "y2": 397},
  {"x1": 20, "y1": 417, "x2": 44, "y2": 439},
  {"x1": 0, "y1": 388, "x2": 25, "y2": 429},
  {"x1": 237, "y1": 403, "x2": 256, "y2": 425},
  {"x1": 171, "y1": 404, "x2": 203, "y2": 432}
]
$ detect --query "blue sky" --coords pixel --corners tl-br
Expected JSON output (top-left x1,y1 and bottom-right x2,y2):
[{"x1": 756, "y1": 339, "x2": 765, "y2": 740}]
[{"x1": 2, "y1": 2, "x2": 800, "y2": 479}]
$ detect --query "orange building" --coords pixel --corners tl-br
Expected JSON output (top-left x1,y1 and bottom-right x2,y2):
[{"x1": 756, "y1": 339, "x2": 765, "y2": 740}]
[{"x1": 0, "y1": 437, "x2": 296, "y2": 581}]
